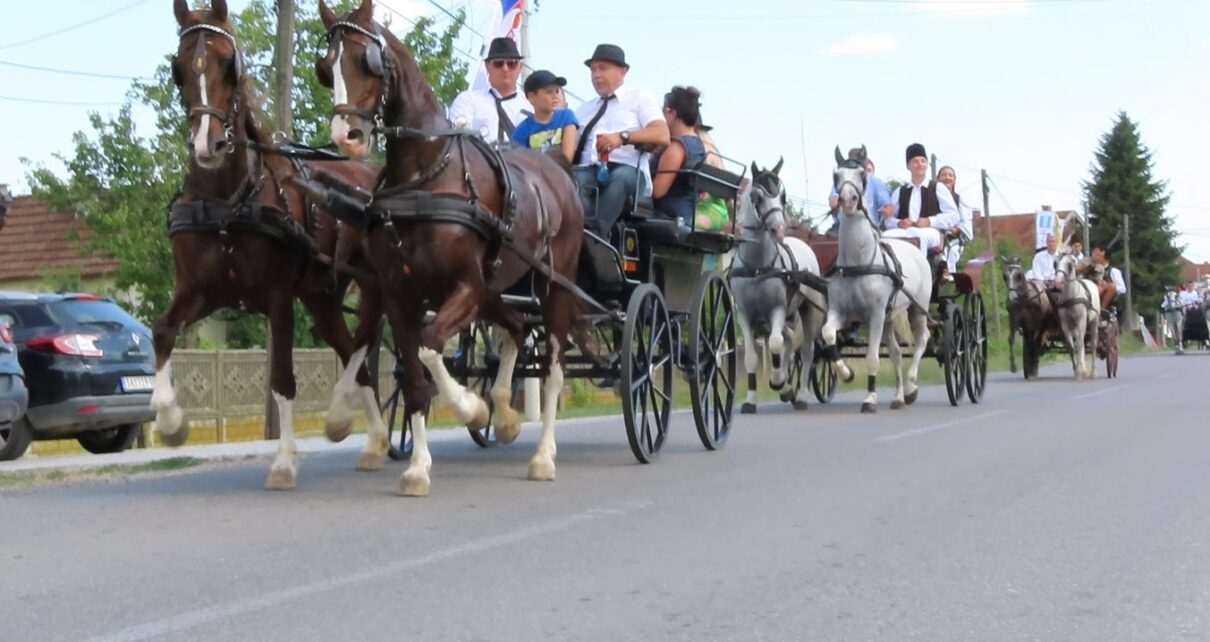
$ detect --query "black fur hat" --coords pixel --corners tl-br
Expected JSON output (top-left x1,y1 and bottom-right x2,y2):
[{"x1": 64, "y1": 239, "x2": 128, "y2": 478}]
[{"x1": 905, "y1": 143, "x2": 927, "y2": 165}]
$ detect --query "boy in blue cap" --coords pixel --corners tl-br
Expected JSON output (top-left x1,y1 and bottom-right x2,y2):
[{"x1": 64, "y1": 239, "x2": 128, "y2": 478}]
[{"x1": 512, "y1": 70, "x2": 580, "y2": 163}]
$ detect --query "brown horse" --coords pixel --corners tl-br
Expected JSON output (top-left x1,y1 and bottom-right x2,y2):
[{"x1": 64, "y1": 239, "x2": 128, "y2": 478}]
[
  {"x1": 154, "y1": 0, "x2": 387, "y2": 489},
  {"x1": 315, "y1": 0, "x2": 585, "y2": 496}
]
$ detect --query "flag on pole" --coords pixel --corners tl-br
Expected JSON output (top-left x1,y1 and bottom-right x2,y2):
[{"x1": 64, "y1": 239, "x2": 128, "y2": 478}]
[{"x1": 467, "y1": 0, "x2": 526, "y2": 92}]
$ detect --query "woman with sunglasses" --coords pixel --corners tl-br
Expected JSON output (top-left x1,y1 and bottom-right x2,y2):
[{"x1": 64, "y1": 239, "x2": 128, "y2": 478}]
[{"x1": 448, "y1": 37, "x2": 533, "y2": 146}]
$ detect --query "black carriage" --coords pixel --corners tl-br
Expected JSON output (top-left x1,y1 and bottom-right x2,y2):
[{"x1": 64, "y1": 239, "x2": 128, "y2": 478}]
[
  {"x1": 374, "y1": 160, "x2": 746, "y2": 464},
  {"x1": 1181, "y1": 304, "x2": 1209, "y2": 350},
  {"x1": 801, "y1": 237, "x2": 990, "y2": 406},
  {"x1": 1035, "y1": 305, "x2": 1121, "y2": 379}
]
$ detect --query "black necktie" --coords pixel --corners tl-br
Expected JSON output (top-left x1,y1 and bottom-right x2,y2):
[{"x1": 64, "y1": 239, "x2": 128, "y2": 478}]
[
  {"x1": 572, "y1": 94, "x2": 615, "y2": 165},
  {"x1": 494, "y1": 92, "x2": 516, "y2": 145}
]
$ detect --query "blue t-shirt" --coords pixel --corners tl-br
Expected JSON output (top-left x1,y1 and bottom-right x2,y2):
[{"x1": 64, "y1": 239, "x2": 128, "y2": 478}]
[{"x1": 512, "y1": 109, "x2": 579, "y2": 153}]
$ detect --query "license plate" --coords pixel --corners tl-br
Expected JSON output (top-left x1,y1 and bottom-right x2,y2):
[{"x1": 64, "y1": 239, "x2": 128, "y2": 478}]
[{"x1": 121, "y1": 375, "x2": 155, "y2": 392}]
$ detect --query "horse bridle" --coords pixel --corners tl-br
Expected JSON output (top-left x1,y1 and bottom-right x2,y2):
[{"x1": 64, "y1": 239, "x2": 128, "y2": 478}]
[
  {"x1": 323, "y1": 21, "x2": 393, "y2": 130},
  {"x1": 833, "y1": 159, "x2": 868, "y2": 216},
  {"x1": 741, "y1": 178, "x2": 786, "y2": 234},
  {"x1": 177, "y1": 22, "x2": 243, "y2": 150}
]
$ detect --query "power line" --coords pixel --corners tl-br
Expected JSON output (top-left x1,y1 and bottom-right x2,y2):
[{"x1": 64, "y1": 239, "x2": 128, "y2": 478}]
[
  {"x1": 0, "y1": 59, "x2": 144, "y2": 81},
  {"x1": 0, "y1": 94, "x2": 124, "y2": 106},
  {"x1": 0, "y1": 0, "x2": 153, "y2": 51}
]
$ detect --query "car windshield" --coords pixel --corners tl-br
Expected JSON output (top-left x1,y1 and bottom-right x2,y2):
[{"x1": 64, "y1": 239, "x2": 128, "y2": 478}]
[{"x1": 48, "y1": 300, "x2": 141, "y2": 329}]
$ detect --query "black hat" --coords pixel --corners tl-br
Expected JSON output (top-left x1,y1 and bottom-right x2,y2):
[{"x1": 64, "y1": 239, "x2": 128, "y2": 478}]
[
  {"x1": 485, "y1": 37, "x2": 523, "y2": 61},
  {"x1": 523, "y1": 70, "x2": 566, "y2": 94},
  {"x1": 584, "y1": 43, "x2": 629, "y2": 70},
  {"x1": 696, "y1": 123, "x2": 714, "y2": 133},
  {"x1": 905, "y1": 143, "x2": 927, "y2": 165}
]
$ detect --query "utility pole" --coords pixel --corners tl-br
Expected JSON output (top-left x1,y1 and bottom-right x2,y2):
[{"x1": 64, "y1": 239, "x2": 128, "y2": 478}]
[
  {"x1": 1123, "y1": 213, "x2": 1135, "y2": 331},
  {"x1": 272, "y1": 0, "x2": 295, "y2": 139},
  {"x1": 1081, "y1": 200, "x2": 1090, "y2": 250},
  {"x1": 519, "y1": 6, "x2": 531, "y2": 84},
  {"x1": 981, "y1": 169, "x2": 1001, "y2": 336},
  {"x1": 930, "y1": 153, "x2": 937, "y2": 181}
]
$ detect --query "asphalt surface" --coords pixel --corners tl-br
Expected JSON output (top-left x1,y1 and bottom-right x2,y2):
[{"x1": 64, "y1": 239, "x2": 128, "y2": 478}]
[{"x1": 4, "y1": 352, "x2": 1210, "y2": 642}]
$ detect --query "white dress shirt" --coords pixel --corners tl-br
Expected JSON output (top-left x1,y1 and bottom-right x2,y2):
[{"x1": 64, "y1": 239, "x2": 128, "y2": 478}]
[
  {"x1": 448, "y1": 85, "x2": 533, "y2": 144},
  {"x1": 1028, "y1": 250, "x2": 1058, "y2": 281},
  {"x1": 1179, "y1": 289, "x2": 1201, "y2": 306},
  {"x1": 573, "y1": 84, "x2": 664, "y2": 195},
  {"x1": 1108, "y1": 267, "x2": 1126, "y2": 294},
  {"x1": 884, "y1": 180, "x2": 962, "y2": 231}
]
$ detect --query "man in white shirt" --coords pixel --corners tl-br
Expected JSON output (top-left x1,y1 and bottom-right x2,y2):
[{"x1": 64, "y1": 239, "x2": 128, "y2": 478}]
[
  {"x1": 880, "y1": 143, "x2": 961, "y2": 256},
  {"x1": 1180, "y1": 282, "x2": 1203, "y2": 307},
  {"x1": 1085, "y1": 245, "x2": 1126, "y2": 319},
  {"x1": 573, "y1": 44, "x2": 670, "y2": 237},
  {"x1": 1027, "y1": 234, "x2": 1059, "y2": 286},
  {"x1": 448, "y1": 38, "x2": 532, "y2": 145}
]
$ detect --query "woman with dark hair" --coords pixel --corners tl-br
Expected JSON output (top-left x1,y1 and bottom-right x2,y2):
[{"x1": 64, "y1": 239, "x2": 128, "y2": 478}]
[{"x1": 651, "y1": 86, "x2": 708, "y2": 227}]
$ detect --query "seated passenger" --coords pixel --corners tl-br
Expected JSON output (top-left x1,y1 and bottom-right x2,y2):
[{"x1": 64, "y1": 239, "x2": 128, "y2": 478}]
[
  {"x1": 936, "y1": 165, "x2": 973, "y2": 274},
  {"x1": 1088, "y1": 245, "x2": 1126, "y2": 319},
  {"x1": 1026, "y1": 234, "x2": 1059, "y2": 288},
  {"x1": 511, "y1": 70, "x2": 579, "y2": 164},
  {"x1": 650, "y1": 86, "x2": 708, "y2": 228},
  {"x1": 572, "y1": 44, "x2": 670, "y2": 238},
  {"x1": 880, "y1": 143, "x2": 961, "y2": 258},
  {"x1": 693, "y1": 120, "x2": 730, "y2": 232}
]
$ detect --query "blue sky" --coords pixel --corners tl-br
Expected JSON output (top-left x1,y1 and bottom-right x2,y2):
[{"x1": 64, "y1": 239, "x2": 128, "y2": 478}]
[{"x1": 3, "y1": 0, "x2": 1209, "y2": 260}]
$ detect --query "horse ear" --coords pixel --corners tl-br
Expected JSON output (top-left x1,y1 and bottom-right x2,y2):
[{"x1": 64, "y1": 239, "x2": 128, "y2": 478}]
[
  {"x1": 834, "y1": 146, "x2": 844, "y2": 166},
  {"x1": 860, "y1": 144, "x2": 867, "y2": 160},
  {"x1": 173, "y1": 0, "x2": 190, "y2": 26},
  {"x1": 318, "y1": 0, "x2": 337, "y2": 29},
  {"x1": 750, "y1": 161, "x2": 759, "y2": 178},
  {"x1": 210, "y1": 0, "x2": 228, "y2": 22},
  {"x1": 772, "y1": 157, "x2": 784, "y2": 176},
  {"x1": 355, "y1": 0, "x2": 374, "y2": 19}
]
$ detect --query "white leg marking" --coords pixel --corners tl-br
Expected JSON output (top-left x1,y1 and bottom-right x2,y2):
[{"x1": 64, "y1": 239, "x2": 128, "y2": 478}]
[
  {"x1": 399, "y1": 411, "x2": 432, "y2": 496},
  {"x1": 491, "y1": 333, "x2": 522, "y2": 444},
  {"x1": 355, "y1": 385, "x2": 389, "y2": 471},
  {"x1": 529, "y1": 340, "x2": 562, "y2": 481},
  {"x1": 152, "y1": 361, "x2": 186, "y2": 441},
  {"x1": 324, "y1": 345, "x2": 366, "y2": 441},
  {"x1": 265, "y1": 392, "x2": 298, "y2": 490},
  {"x1": 419, "y1": 346, "x2": 488, "y2": 429}
]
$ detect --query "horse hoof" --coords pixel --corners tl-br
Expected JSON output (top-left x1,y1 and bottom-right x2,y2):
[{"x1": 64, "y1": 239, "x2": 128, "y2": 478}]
[
  {"x1": 264, "y1": 464, "x2": 297, "y2": 491},
  {"x1": 904, "y1": 390, "x2": 919, "y2": 405},
  {"x1": 494, "y1": 407, "x2": 521, "y2": 444},
  {"x1": 398, "y1": 469, "x2": 431, "y2": 497},
  {"x1": 860, "y1": 403, "x2": 877, "y2": 414},
  {"x1": 841, "y1": 369, "x2": 855, "y2": 383},
  {"x1": 890, "y1": 399, "x2": 905, "y2": 410},
  {"x1": 769, "y1": 379, "x2": 785, "y2": 391},
  {"x1": 527, "y1": 457, "x2": 556, "y2": 481},
  {"x1": 324, "y1": 417, "x2": 354, "y2": 443},
  {"x1": 465, "y1": 397, "x2": 491, "y2": 431},
  {"x1": 417, "y1": 346, "x2": 443, "y2": 368},
  {"x1": 779, "y1": 390, "x2": 794, "y2": 403},
  {"x1": 156, "y1": 420, "x2": 189, "y2": 448},
  {"x1": 740, "y1": 403, "x2": 757, "y2": 414},
  {"x1": 792, "y1": 400, "x2": 809, "y2": 411},
  {"x1": 356, "y1": 450, "x2": 385, "y2": 472}
]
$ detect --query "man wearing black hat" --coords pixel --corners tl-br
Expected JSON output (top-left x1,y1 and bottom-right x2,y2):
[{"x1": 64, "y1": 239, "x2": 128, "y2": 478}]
[
  {"x1": 572, "y1": 43, "x2": 670, "y2": 238},
  {"x1": 880, "y1": 143, "x2": 960, "y2": 256},
  {"x1": 448, "y1": 37, "x2": 533, "y2": 146}
]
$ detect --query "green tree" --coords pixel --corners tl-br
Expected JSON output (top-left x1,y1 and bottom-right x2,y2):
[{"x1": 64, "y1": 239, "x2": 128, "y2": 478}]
[
  {"x1": 1084, "y1": 111, "x2": 1180, "y2": 318},
  {"x1": 24, "y1": 4, "x2": 466, "y2": 347}
]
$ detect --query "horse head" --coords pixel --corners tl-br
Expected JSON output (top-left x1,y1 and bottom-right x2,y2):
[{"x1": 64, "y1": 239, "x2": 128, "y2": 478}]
[
  {"x1": 832, "y1": 145, "x2": 867, "y2": 218},
  {"x1": 1054, "y1": 250, "x2": 1078, "y2": 287},
  {"x1": 317, "y1": 0, "x2": 390, "y2": 159},
  {"x1": 743, "y1": 159, "x2": 788, "y2": 242},
  {"x1": 172, "y1": 0, "x2": 244, "y2": 169},
  {"x1": 1002, "y1": 256, "x2": 1025, "y2": 300}
]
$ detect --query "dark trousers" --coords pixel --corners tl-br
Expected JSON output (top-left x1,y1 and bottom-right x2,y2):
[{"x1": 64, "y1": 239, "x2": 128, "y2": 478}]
[{"x1": 574, "y1": 164, "x2": 645, "y2": 238}]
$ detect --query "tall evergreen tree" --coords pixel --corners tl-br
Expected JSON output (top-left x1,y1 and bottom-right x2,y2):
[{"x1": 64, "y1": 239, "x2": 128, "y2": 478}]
[{"x1": 1084, "y1": 111, "x2": 1180, "y2": 320}]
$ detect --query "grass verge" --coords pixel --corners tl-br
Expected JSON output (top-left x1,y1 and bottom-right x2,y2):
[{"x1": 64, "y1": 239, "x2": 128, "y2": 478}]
[{"x1": 0, "y1": 456, "x2": 207, "y2": 490}]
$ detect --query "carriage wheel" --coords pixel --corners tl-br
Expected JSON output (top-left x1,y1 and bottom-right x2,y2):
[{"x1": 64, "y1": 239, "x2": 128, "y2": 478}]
[
  {"x1": 809, "y1": 341, "x2": 838, "y2": 404},
  {"x1": 781, "y1": 350, "x2": 804, "y2": 404},
  {"x1": 688, "y1": 272, "x2": 736, "y2": 450},
  {"x1": 964, "y1": 292, "x2": 988, "y2": 403},
  {"x1": 460, "y1": 320, "x2": 501, "y2": 449},
  {"x1": 622, "y1": 284, "x2": 674, "y2": 463},
  {"x1": 381, "y1": 367, "x2": 414, "y2": 461},
  {"x1": 942, "y1": 303, "x2": 966, "y2": 407}
]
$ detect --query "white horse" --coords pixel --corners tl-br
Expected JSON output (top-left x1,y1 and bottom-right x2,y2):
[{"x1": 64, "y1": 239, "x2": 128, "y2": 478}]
[
  {"x1": 730, "y1": 160, "x2": 826, "y2": 413},
  {"x1": 819, "y1": 146, "x2": 932, "y2": 413},
  {"x1": 1054, "y1": 252, "x2": 1100, "y2": 379},
  {"x1": 1161, "y1": 290, "x2": 1186, "y2": 354}
]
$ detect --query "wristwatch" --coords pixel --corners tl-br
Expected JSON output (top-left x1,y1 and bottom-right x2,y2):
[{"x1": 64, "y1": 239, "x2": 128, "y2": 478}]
[{"x1": 620, "y1": 130, "x2": 631, "y2": 145}]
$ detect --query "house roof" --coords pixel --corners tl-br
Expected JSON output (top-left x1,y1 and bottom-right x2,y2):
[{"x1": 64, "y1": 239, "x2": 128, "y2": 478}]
[
  {"x1": 0, "y1": 195, "x2": 118, "y2": 281},
  {"x1": 1178, "y1": 256, "x2": 1210, "y2": 282},
  {"x1": 971, "y1": 209, "x2": 1081, "y2": 254}
]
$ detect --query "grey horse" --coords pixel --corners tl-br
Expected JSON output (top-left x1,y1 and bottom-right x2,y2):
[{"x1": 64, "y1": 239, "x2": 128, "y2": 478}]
[
  {"x1": 819, "y1": 146, "x2": 933, "y2": 413},
  {"x1": 1054, "y1": 252, "x2": 1100, "y2": 379},
  {"x1": 1161, "y1": 289, "x2": 1186, "y2": 354},
  {"x1": 730, "y1": 160, "x2": 826, "y2": 412}
]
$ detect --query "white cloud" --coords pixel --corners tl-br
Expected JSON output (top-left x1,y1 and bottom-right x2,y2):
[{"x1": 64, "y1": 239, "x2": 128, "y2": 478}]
[
  {"x1": 908, "y1": 0, "x2": 1034, "y2": 16},
  {"x1": 824, "y1": 33, "x2": 898, "y2": 56}
]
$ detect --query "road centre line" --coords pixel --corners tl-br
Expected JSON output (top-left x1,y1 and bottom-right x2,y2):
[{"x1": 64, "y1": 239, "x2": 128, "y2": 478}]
[
  {"x1": 1074, "y1": 384, "x2": 1127, "y2": 400},
  {"x1": 876, "y1": 410, "x2": 1006, "y2": 443},
  {"x1": 81, "y1": 500, "x2": 653, "y2": 642}
]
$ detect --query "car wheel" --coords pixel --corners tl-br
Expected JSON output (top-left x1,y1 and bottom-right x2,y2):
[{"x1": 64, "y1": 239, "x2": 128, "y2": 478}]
[
  {"x1": 0, "y1": 417, "x2": 33, "y2": 461},
  {"x1": 76, "y1": 423, "x2": 142, "y2": 455}
]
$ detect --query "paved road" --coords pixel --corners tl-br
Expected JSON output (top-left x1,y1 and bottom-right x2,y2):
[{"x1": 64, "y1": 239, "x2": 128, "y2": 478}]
[{"x1": 4, "y1": 353, "x2": 1210, "y2": 642}]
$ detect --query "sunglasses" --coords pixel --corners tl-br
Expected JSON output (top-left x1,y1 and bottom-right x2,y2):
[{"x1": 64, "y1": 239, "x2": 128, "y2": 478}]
[{"x1": 490, "y1": 60, "x2": 520, "y2": 69}]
